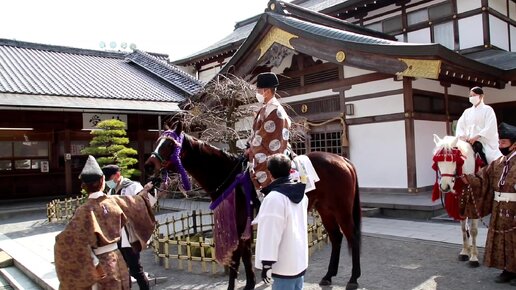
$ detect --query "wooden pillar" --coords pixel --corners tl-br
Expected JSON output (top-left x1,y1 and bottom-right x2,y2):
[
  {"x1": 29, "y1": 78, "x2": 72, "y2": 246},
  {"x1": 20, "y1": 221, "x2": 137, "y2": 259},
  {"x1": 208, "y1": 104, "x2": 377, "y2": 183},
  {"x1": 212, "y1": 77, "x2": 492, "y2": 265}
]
[
  {"x1": 403, "y1": 77, "x2": 417, "y2": 193},
  {"x1": 444, "y1": 85, "x2": 451, "y2": 135},
  {"x1": 64, "y1": 129, "x2": 72, "y2": 194}
]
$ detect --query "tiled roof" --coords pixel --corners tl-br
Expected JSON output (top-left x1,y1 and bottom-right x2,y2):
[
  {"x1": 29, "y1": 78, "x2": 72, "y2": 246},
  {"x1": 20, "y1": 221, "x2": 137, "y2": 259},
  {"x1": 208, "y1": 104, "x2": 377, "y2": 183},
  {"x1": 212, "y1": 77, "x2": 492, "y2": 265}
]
[
  {"x1": 126, "y1": 50, "x2": 203, "y2": 95},
  {"x1": 291, "y1": 0, "x2": 348, "y2": 12},
  {"x1": 464, "y1": 49, "x2": 516, "y2": 71},
  {"x1": 173, "y1": 0, "x2": 392, "y2": 65},
  {"x1": 0, "y1": 39, "x2": 201, "y2": 103},
  {"x1": 173, "y1": 18, "x2": 257, "y2": 65}
]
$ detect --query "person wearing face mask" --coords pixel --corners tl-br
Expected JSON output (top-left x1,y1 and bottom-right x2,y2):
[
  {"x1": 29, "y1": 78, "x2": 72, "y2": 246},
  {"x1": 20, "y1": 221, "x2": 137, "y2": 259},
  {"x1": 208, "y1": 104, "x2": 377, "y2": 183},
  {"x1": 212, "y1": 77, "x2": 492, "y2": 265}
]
[
  {"x1": 102, "y1": 164, "x2": 151, "y2": 290},
  {"x1": 455, "y1": 86, "x2": 502, "y2": 166},
  {"x1": 246, "y1": 72, "x2": 292, "y2": 190},
  {"x1": 54, "y1": 156, "x2": 157, "y2": 290},
  {"x1": 461, "y1": 122, "x2": 516, "y2": 286}
]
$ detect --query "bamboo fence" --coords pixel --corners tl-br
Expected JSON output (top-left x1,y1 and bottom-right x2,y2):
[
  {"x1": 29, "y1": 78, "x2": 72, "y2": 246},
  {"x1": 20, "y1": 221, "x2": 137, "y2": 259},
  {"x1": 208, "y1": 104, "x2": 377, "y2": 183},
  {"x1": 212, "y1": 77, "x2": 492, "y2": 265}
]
[
  {"x1": 152, "y1": 209, "x2": 328, "y2": 273},
  {"x1": 47, "y1": 195, "x2": 161, "y2": 222}
]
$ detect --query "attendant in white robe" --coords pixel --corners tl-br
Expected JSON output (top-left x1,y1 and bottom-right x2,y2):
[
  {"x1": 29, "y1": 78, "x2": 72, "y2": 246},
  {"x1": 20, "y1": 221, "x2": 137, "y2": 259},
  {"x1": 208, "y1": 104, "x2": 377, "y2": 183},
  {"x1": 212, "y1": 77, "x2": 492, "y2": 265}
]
[{"x1": 455, "y1": 86, "x2": 502, "y2": 164}]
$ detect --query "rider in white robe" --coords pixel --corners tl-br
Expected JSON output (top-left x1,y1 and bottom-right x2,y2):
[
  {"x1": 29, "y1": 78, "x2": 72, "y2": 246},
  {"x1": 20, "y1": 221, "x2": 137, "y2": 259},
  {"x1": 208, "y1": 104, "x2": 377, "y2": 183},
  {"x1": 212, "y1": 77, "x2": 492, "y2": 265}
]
[{"x1": 455, "y1": 87, "x2": 502, "y2": 164}]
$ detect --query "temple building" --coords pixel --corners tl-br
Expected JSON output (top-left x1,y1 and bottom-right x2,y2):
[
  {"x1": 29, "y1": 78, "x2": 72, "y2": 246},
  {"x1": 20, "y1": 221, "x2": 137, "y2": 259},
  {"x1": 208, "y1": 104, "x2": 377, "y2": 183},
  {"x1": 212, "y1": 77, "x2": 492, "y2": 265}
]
[
  {"x1": 0, "y1": 39, "x2": 202, "y2": 199},
  {"x1": 174, "y1": 0, "x2": 516, "y2": 193}
]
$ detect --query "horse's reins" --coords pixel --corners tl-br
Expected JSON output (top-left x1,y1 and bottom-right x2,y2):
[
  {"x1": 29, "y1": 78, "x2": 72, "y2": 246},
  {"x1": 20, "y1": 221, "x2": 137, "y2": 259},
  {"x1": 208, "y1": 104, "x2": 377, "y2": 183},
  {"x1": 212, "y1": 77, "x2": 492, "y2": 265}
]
[{"x1": 151, "y1": 131, "x2": 191, "y2": 191}]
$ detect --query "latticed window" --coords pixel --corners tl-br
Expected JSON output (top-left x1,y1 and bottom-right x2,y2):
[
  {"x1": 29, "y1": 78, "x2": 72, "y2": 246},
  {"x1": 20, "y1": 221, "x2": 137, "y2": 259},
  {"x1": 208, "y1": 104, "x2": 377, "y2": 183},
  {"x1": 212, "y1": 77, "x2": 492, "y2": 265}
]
[
  {"x1": 291, "y1": 131, "x2": 343, "y2": 156},
  {"x1": 310, "y1": 131, "x2": 342, "y2": 155},
  {"x1": 291, "y1": 139, "x2": 307, "y2": 156}
]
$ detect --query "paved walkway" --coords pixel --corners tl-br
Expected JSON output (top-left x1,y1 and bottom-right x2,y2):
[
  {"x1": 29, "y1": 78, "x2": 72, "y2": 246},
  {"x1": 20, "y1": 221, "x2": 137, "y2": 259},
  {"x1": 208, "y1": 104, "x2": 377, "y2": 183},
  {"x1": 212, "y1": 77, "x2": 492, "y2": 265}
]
[{"x1": 0, "y1": 198, "x2": 489, "y2": 290}]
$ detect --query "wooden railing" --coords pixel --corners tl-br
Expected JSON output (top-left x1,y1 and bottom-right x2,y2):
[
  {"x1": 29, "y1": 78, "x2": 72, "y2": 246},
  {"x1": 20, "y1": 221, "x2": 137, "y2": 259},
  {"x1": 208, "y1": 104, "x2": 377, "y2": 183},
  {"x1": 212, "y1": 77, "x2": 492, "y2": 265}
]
[
  {"x1": 46, "y1": 195, "x2": 86, "y2": 222},
  {"x1": 152, "y1": 209, "x2": 328, "y2": 273}
]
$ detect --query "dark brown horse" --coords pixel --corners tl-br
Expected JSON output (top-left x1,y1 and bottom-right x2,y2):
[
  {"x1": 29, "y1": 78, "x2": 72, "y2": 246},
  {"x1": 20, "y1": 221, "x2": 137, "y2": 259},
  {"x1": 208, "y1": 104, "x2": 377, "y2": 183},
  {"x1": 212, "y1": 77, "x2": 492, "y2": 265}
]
[{"x1": 145, "y1": 123, "x2": 362, "y2": 290}]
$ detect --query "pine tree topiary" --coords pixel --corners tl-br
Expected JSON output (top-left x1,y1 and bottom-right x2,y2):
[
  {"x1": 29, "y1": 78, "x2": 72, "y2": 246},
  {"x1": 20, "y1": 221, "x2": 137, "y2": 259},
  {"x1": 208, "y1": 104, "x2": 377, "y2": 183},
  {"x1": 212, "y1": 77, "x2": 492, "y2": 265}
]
[{"x1": 81, "y1": 119, "x2": 139, "y2": 178}]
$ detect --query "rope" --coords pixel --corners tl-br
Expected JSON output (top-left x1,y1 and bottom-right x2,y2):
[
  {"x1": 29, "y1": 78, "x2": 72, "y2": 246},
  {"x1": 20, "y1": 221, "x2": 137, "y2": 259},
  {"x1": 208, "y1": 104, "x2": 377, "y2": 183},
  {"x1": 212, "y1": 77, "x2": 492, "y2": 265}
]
[{"x1": 302, "y1": 113, "x2": 349, "y2": 147}]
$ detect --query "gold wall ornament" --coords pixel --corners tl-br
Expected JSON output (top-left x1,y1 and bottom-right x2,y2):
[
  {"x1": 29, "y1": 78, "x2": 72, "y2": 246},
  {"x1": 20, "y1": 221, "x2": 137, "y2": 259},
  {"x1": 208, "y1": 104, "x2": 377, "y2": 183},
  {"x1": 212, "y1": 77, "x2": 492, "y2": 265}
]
[
  {"x1": 270, "y1": 3, "x2": 275, "y2": 10},
  {"x1": 336, "y1": 51, "x2": 346, "y2": 62},
  {"x1": 256, "y1": 27, "x2": 298, "y2": 60},
  {"x1": 301, "y1": 104, "x2": 308, "y2": 113},
  {"x1": 397, "y1": 59, "x2": 442, "y2": 79}
]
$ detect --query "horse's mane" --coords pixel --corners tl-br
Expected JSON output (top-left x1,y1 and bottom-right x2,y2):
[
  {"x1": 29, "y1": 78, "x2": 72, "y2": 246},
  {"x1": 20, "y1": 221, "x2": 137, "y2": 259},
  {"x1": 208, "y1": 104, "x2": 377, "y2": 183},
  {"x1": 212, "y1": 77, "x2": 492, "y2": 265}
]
[{"x1": 183, "y1": 133, "x2": 241, "y2": 162}]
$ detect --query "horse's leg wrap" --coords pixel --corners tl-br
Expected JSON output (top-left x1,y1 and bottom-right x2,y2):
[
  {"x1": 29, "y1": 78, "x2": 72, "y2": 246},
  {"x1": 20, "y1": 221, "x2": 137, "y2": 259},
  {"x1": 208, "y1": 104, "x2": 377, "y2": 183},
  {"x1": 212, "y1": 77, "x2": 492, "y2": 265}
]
[
  {"x1": 468, "y1": 219, "x2": 480, "y2": 267},
  {"x1": 458, "y1": 219, "x2": 470, "y2": 261}
]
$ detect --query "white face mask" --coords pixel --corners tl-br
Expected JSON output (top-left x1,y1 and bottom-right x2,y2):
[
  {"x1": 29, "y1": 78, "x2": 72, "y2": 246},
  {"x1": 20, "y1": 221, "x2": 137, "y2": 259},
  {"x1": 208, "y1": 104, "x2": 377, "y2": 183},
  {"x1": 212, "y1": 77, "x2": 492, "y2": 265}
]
[
  {"x1": 255, "y1": 92, "x2": 264, "y2": 104},
  {"x1": 106, "y1": 180, "x2": 117, "y2": 189},
  {"x1": 469, "y1": 95, "x2": 480, "y2": 105}
]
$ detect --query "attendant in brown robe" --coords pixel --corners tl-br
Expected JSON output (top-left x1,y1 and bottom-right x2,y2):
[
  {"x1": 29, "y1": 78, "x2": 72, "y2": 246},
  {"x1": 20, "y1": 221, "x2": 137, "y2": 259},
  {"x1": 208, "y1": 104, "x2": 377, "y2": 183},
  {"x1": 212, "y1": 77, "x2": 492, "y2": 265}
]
[
  {"x1": 462, "y1": 122, "x2": 516, "y2": 285},
  {"x1": 54, "y1": 156, "x2": 158, "y2": 290},
  {"x1": 247, "y1": 72, "x2": 291, "y2": 189}
]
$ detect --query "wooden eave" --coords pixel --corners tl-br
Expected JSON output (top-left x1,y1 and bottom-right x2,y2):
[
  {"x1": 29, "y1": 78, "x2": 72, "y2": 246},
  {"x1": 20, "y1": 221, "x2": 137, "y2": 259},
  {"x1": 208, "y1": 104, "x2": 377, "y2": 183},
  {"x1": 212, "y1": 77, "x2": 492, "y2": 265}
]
[
  {"x1": 219, "y1": 5, "x2": 513, "y2": 88},
  {"x1": 173, "y1": 42, "x2": 242, "y2": 67},
  {"x1": 274, "y1": 0, "x2": 396, "y2": 40}
]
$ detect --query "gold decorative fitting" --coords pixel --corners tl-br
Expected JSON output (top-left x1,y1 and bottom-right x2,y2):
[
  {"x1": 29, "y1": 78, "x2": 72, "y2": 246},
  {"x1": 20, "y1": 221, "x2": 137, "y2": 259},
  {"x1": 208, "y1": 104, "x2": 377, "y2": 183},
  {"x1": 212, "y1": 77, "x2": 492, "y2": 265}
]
[
  {"x1": 270, "y1": 3, "x2": 275, "y2": 10},
  {"x1": 397, "y1": 59, "x2": 441, "y2": 79},
  {"x1": 301, "y1": 104, "x2": 308, "y2": 113},
  {"x1": 336, "y1": 51, "x2": 346, "y2": 62},
  {"x1": 256, "y1": 27, "x2": 298, "y2": 60}
]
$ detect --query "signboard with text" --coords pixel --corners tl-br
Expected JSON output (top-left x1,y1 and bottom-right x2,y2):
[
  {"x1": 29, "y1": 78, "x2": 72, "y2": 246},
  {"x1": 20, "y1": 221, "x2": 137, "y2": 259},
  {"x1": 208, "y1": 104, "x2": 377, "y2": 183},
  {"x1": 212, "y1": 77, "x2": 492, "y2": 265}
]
[{"x1": 82, "y1": 113, "x2": 128, "y2": 130}]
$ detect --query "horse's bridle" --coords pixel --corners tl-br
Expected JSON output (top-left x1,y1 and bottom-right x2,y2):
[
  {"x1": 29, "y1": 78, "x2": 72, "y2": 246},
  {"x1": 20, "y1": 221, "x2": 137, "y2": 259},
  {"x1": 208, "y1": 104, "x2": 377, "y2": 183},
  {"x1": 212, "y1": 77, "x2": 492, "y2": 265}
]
[
  {"x1": 432, "y1": 147, "x2": 465, "y2": 180},
  {"x1": 151, "y1": 130, "x2": 191, "y2": 191}
]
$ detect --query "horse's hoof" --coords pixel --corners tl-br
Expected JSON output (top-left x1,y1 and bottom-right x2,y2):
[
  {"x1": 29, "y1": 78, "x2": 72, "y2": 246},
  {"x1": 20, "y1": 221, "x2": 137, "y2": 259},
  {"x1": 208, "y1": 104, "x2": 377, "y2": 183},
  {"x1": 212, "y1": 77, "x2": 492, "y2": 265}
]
[
  {"x1": 319, "y1": 278, "x2": 332, "y2": 286},
  {"x1": 458, "y1": 254, "x2": 469, "y2": 261},
  {"x1": 243, "y1": 283, "x2": 255, "y2": 290},
  {"x1": 346, "y1": 282, "x2": 359, "y2": 290},
  {"x1": 468, "y1": 260, "x2": 480, "y2": 268}
]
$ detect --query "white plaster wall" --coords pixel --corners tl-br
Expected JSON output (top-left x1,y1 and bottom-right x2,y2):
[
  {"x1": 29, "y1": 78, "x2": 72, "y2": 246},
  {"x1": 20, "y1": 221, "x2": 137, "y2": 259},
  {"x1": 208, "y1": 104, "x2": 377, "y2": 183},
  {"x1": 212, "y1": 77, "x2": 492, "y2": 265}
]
[
  {"x1": 490, "y1": 15, "x2": 509, "y2": 51},
  {"x1": 459, "y1": 15, "x2": 484, "y2": 49},
  {"x1": 343, "y1": 66, "x2": 375, "y2": 78},
  {"x1": 510, "y1": 1, "x2": 516, "y2": 21},
  {"x1": 489, "y1": 0, "x2": 507, "y2": 15},
  {"x1": 407, "y1": 28, "x2": 431, "y2": 44},
  {"x1": 406, "y1": 0, "x2": 447, "y2": 12},
  {"x1": 349, "y1": 121, "x2": 408, "y2": 188},
  {"x1": 448, "y1": 84, "x2": 516, "y2": 104},
  {"x1": 414, "y1": 120, "x2": 448, "y2": 187},
  {"x1": 447, "y1": 83, "x2": 471, "y2": 97},
  {"x1": 362, "y1": 4, "x2": 401, "y2": 22},
  {"x1": 176, "y1": 65, "x2": 196, "y2": 77},
  {"x1": 199, "y1": 67, "x2": 221, "y2": 82},
  {"x1": 347, "y1": 94, "x2": 404, "y2": 119},
  {"x1": 280, "y1": 89, "x2": 334, "y2": 103},
  {"x1": 412, "y1": 78, "x2": 445, "y2": 92},
  {"x1": 456, "y1": 0, "x2": 482, "y2": 14},
  {"x1": 346, "y1": 78, "x2": 403, "y2": 98},
  {"x1": 511, "y1": 25, "x2": 516, "y2": 52},
  {"x1": 482, "y1": 86, "x2": 516, "y2": 104},
  {"x1": 235, "y1": 115, "x2": 254, "y2": 132}
]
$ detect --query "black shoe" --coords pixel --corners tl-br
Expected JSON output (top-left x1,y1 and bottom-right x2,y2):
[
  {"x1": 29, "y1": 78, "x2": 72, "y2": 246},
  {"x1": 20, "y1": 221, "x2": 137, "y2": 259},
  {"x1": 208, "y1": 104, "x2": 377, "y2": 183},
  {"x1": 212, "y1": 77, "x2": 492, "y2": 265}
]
[{"x1": 495, "y1": 271, "x2": 516, "y2": 283}]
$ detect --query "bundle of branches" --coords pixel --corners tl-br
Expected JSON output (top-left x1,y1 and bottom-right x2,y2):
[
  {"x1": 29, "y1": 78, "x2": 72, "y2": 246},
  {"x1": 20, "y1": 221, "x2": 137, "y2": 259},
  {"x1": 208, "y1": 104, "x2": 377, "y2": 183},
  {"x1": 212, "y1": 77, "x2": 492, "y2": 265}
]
[{"x1": 178, "y1": 74, "x2": 307, "y2": 153}]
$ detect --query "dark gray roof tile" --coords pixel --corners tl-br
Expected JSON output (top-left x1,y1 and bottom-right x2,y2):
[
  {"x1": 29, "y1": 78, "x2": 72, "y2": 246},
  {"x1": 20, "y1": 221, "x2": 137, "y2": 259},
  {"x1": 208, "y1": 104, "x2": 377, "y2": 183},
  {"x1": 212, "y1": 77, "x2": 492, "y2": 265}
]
[
  {"x1": 126, "y1": 50, "x2": 203, "y2": 95},
  {"x1": 0, "y1": 39, "x2": 202, "y2": 102}
]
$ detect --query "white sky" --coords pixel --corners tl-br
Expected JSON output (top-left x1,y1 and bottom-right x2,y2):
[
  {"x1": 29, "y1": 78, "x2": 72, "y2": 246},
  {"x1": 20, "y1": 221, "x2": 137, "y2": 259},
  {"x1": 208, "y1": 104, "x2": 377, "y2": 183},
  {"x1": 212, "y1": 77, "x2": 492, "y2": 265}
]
[{"x1": 0, "y1": 0, "x2": 273, "y2": 60}]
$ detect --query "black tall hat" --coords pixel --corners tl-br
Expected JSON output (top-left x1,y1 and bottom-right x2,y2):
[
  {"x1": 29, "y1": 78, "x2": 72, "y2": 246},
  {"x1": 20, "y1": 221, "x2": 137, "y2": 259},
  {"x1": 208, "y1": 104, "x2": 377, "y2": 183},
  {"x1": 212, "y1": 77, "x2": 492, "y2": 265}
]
[
  {"x1": 256, "y1": 72, "x2": 279, "y2": 88},
  {"x1": 498, "y1": 122, "x2": 516, "y2": 141},
  {"x1": 79, "y1": 155, "x2": 104, "y2": 183}
]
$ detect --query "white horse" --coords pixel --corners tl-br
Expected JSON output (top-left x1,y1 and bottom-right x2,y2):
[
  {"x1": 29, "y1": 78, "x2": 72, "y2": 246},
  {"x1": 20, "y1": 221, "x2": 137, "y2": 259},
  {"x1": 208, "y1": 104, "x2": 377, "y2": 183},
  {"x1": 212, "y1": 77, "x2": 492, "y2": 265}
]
[{"x1": 432, "y1": 134, "x2": 480, "y2": 267}]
